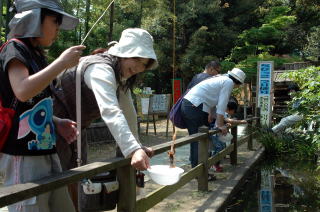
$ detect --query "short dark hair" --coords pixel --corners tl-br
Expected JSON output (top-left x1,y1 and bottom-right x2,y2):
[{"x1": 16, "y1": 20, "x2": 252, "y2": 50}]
[
  {"x1": 227, "y1": 101, "x2": 238, "y2": 112},
  {"x1": 288, "y1": 83, "x2": 299, "y2": 92},
  {"x1": 41, "y1": 8, "x2": 63, "y2": 26},
  {"x1": 228, "y1": 75, "x2": 241, "y2": 85},
  {"x1": 205, "y1": 61, "x2": 220, "y2": 71}
]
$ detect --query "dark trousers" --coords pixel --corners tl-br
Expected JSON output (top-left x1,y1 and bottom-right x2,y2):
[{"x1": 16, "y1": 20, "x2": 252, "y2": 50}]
[{"x1": 181, "y1": 99, "x2": 208, "y2": 168}]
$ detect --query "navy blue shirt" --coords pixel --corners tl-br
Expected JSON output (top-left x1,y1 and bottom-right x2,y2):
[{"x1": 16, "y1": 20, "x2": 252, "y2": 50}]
[{"x1": 186, "y1": 73, "x2": 212, "y2": 90}]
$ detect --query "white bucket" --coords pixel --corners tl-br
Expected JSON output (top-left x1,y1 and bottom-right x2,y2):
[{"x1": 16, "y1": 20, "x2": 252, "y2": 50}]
[{"x1": 147, "y1": 165, "x2": 184, "y2": 185}]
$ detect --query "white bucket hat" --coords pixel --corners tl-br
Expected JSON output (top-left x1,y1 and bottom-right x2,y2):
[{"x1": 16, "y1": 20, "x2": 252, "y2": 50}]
[
  {"x1": 108, "y1": 28, "x2": 158, "y2": 70},
  {"x1": 8, "y1": 0, "x2": 79, "y2": 39},
  {"x1": 228, "y1": 68, "x2": 246, "y2": 84}
]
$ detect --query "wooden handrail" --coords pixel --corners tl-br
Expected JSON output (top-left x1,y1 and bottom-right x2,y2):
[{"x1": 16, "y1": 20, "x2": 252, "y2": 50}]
[{"x1": 0, "y1": 116, "x2": 260, "y2": 211}]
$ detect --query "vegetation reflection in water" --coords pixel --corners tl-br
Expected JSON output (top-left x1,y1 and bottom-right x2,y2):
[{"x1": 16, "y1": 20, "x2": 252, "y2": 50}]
[{"x1": 225, "y1": 155, "x2": 320, "y2": 212}]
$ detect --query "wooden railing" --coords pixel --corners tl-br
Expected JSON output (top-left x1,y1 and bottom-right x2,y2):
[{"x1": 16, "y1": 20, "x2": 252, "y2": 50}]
[{"x1": 0, "y1": 116, "x2": 260, "y2": 212}]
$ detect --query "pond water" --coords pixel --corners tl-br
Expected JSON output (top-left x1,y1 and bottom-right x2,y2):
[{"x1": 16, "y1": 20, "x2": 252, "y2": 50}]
[
  {"x1": 150, "y1": 144, "x2": 190, "y2": 167},
  {"x1": 149, "y1": 124, "x2": 248, "y2": 167},
  {"x1": 224, "y1": 156, "x2": 320, "y2": 212}
]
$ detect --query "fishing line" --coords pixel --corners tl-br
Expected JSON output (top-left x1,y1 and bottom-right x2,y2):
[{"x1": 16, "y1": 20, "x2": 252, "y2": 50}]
[{"x1": 80, "y1": 0, "x2": 115, "y2": 45}]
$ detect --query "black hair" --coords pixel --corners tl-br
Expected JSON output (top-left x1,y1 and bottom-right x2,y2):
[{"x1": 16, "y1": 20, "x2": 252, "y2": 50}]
[
  {"x1": 41, "y1": 8, "x2": 63, "y2": 25},
  {"x1": 145, "y1": 59, "x2": 156, "y2": 70},
  {"x1": 113, "y1": 57, "x2": 137, "y2": 92},
  {"x1": 288, "y1": 83, "x2": 299, "y2": 92},
  {"x1": 227, "y1": 101, "x2": 238, "y2": 112},
  {"x1": 205, "y1": 60, "x2": 220, "y2": 70},
  {"x1": 228, "y1": 75, "x2": 242, "y2": 85}
]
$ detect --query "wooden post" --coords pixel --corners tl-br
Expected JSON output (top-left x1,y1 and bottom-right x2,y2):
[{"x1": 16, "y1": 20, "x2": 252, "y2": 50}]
[
  {"x1": 256, "y1": 107, "x2": 261, "y2": 129},
  {"x1": 166, "y1": 114, "x2": 169, "y2": 137},
  {"x1": 117, "y1": 165, "x2": 136, "y2": 212},
  {"x1": 247, "y1": 116, "x2": 253, "y2": 150},
  {"x1": 230, "y1": 126, "x2": 238, "y2": 165},
  {"x1": 152, "y1": 114, "x2": 157, "y2": 135},
  {"x1": 197, "y1": 127, "x2": 209, "y2": 191},
  {"x1": 146, "y1": 114, "x2": 149, "y2": 135}
]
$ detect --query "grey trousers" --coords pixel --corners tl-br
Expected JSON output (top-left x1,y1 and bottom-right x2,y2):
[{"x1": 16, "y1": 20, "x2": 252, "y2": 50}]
[{"x1": 272, "y1": 114, "x2": 302, "y2": 133}]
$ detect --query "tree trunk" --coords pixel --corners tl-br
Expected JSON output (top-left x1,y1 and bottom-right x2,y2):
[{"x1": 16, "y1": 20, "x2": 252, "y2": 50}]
[
  {"x1": 109, "y1": 2, "x2": 114, "y2": 42},
  {"x1": 0, "y1": 0, "x2": 3, "y2": 42},
  {"x1": 85, "y1": 0, "x2": 91, "y2": 36},
  {"x1": 75, "y1": 0, "x2": 81, "y2": 44},
  {"x1": 5, "y1": 0, "x2": 12, "y2": 41}
]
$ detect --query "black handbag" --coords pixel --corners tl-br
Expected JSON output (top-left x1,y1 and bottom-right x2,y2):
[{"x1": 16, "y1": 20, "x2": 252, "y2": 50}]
[{"x1": 79, "y1": 170, "x2": 119, "y2": 212}]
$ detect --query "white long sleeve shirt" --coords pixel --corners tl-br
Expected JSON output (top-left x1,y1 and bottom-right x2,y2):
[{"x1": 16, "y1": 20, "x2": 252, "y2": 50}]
[
  {"x1": 84, "y1": 63, "x2": 141, "y2": 158},
  {"x1": 184, "y1": 75, "x2": 234, "y2": 115}
]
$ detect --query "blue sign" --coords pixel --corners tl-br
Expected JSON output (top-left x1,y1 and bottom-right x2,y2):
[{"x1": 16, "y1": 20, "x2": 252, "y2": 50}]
[
  {"x1": 260, "y1": 189, "x2": 273, "y2": 212},
  {"x1": 260, "y1": 63, "x2": 271, "y2": 78},
  {"x1": 257, "y1": 61, "x2": 273, "y2": 127},
  {"x1": 259, "y1": 79, "x2": 270, "y2": 95}
]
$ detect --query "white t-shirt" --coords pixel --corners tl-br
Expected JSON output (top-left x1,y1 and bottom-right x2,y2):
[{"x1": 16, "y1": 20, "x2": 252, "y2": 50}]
[
  {"x1": 184, "y1": 75, "x2": 234, "y2": 115},
  {"x1": 83, "y1": 63, "x2": 141, "y2": 158}
]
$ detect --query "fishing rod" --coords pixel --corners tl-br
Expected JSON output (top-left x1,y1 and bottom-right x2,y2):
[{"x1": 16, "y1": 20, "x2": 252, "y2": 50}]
[
  {"x1": 80, "y1": 0, "x2": 115, "y2": 45},
  {"x1": 77, "y1": 0, "x2": 115, "y2": 167}
]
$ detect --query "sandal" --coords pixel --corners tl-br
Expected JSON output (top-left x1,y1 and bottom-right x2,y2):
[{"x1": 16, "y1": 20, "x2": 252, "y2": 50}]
[{"x1": 208, "y1": 174, "x2": 216, "y2": 181}]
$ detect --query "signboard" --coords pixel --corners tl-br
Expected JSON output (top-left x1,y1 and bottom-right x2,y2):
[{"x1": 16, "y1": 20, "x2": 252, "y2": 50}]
[
  {"x1": 150, "y1": 94, "x2": 171, "y2": 114},
  {"x1": 141, "y1": 98, "x2": 150, "y2": 115},
  {"x1": 257, "y1": 61, "x2": 274, "y2": 127},
  {"x1": 259, "y1": 189, "x2": 273, "y2": 212},
  {"x1": 172, "y1": 78, "x2": 182, "y2": 104},
  {"x1": 259, "y1": 170, "x2": 274, "y2": 212}
]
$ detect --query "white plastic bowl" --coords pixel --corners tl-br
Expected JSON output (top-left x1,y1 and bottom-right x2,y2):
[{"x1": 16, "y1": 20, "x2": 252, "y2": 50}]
[{"x1": 147, "y1": 165, "x2": 184, "y2": 185}]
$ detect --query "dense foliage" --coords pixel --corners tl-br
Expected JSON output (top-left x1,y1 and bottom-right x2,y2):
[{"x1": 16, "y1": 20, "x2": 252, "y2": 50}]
[
  {"x1": 257, "y1": 66, "x2": 320, "y2": 161},
  {"x1": 283, "y1": 66, "x2": 320, "y2": 147},
  {"x1": 1, "y1": 0, "x2": 319, "y2": 91}
]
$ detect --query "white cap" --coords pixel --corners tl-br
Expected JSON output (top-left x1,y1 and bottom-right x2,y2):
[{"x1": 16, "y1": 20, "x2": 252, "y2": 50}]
[
  {"x1": 108, "y1": 28, "x2": 158, "y2": 70},
  {"x1": 228, "y1": 68, "x2": 246, "y2": 84}
]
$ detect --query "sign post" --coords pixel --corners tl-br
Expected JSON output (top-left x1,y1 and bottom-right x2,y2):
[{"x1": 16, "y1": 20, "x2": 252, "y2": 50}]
[
  {"x1": 172, "y1": 78, "x2": 182, "y2": 104},
  {"x1": 259, "y1": 170, "x2": 274, "y2": 212},
  {"x1": 257, "y1": 61, "x2": 274, "y2": 127}
]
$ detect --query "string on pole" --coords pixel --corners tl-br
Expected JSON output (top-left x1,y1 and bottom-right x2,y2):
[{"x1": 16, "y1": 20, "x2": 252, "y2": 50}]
[
  {"x1": 80, "y1": 0, "x2": 115, "y2": 45},
  {"x1": 169, "y1": 0, "x2": 177, "y2": 168}
]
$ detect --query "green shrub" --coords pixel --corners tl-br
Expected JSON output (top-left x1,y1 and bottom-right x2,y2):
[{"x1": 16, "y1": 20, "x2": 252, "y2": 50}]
[{"x1": 256, "y1": 129, "x2": 318, "y2": 161}]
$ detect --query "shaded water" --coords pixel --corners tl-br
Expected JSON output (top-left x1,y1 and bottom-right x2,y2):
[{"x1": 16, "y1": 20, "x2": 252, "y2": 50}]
[
  {"x1": 149, "y1": 124, "x2": 248, "y2": 167},
  {"x1": 225, "y1": 156, "x2": 320, "y2": 212}
]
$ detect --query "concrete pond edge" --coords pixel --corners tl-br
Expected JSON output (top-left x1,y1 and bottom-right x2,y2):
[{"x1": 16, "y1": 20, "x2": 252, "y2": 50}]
[{"x1": 198, "y1": 146, "x2": 265, "y2": 212}]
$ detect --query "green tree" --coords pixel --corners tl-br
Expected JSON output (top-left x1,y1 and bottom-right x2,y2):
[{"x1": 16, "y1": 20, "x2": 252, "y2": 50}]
[
  {"x1": 302, "y1": 26, "x2": 320, "y2": 61},
  {"x1": 229, "y1": 6, "x2": 296, "y2": 62},
  {"x1": 283, "y1": 66, "x2": 320, "y2": 148}
]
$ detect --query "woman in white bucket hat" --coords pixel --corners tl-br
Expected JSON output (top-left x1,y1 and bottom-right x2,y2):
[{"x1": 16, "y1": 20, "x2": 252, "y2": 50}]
[
  {"x1": 0, "y1": 0, "x2": 85, "y2": 211},
  {"x1": 180, "y1": 67, "x2": 246, "y2": 168},
  {"x1": 52, "y1": 28, "x2": 158, "y2": 207}
]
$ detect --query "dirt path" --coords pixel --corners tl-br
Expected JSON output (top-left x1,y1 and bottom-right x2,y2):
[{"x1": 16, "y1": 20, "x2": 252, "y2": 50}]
[{"x1": 105, "y1": 118, "x2": 262, "y2": 212}]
